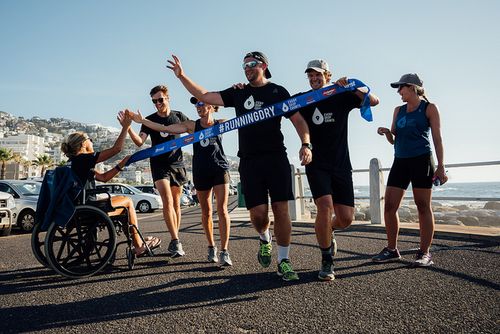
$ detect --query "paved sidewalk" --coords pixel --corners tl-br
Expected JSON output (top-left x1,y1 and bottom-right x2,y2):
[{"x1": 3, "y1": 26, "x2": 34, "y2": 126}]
[{"x1": 0, "y1": 200, "x2": 498, "y2": 333}]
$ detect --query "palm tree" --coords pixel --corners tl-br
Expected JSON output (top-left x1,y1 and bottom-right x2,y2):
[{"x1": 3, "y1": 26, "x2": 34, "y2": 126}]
[
  {"x1": 32, "y1": 154, "x2": 54, "y2": 177},
  {"x1": 0, "y1": 147, "x2": 14, "y2": 180}
]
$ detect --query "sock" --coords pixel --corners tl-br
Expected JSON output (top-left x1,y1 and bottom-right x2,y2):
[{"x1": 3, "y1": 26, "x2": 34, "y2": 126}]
[
  {"x1": 259, "y1": 229, "x2": 271, "y2": 243},
  {"x1": 277, "y1": 245, "x2": 290, "y2": 263},
  {"x1": 321, "y1": 246, "x2": 333, "y2": 262}
]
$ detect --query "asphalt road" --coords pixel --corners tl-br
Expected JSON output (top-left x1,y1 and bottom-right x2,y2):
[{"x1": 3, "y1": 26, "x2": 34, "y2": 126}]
[{"x1": 0, "y1": 196, "x2": 499, "y2": 333}]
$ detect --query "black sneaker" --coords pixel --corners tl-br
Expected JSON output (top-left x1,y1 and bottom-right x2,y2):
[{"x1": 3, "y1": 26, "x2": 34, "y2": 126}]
[
  {"x1": 372, "y1": 247, "x2": 401, "y2": 262},
  {"x1": 257, "y1": 240, "x2": 272, "y2": 268},
  {"x1": 318, "y1": 260, "x2": 335, "y2": 281}
]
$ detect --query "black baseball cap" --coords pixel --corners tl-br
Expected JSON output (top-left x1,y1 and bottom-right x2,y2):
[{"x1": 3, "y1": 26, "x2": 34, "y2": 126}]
[{"x1": 244, "y1": 51, "x2": 272, "y2": 79}]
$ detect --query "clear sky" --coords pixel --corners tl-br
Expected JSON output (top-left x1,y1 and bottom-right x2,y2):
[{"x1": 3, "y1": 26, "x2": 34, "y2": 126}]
[{"x1": 1, "y1": 0, "x2": 499, "y2": 184}]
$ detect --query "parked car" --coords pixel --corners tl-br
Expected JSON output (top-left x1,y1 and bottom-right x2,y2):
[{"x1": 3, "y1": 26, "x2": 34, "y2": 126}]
[
  {"x1": 96, "y1": 183, "x2": 163, "y2": 213},
  {"x1": 0, "y1": 180, "x2": 41, "y2": 232},
  {"x1": 134, "y1": 185, "x2": 160, "y2": 195},
  {"x1": 0, "y1": 191, "x2": 15, "y2": 236}
]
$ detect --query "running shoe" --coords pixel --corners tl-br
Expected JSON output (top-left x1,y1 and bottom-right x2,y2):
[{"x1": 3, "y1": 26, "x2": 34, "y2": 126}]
[
  {"x1": 207, "y1": 246, "x2": 218, "y2": 263},
  {"x1": 257, "y1": 240, "x2": 272, "y2": 268},
  {"x1": 372, "y1": 247, "x2": 402, "y2": 262},
  {"x1": 277, "y1": 259, "x2": 299, "y2": 281},
  {"x1": 413, "y1": 250, "x2": 434, "y2": 267},
  {"x1": 219, "y1": 250, "x2": 233, "y2": 267},
  {"x1": 168, "y1": 240, "x2": 185, "y2": 258},
  {"x1": 318, "y1": 260, "x2": 335, "y2": 281}
]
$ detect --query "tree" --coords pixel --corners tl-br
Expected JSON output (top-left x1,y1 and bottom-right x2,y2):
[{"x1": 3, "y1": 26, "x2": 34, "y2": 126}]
[
  {"x1": 0, "y1": 147, "x2": 14, "y2": 180},
  {"x1": 32, "y1": 154, "x2": 54, "y2": 177}
]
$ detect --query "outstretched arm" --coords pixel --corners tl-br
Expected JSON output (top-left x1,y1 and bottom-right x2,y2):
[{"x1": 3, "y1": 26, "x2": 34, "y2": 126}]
[
  {"x1": 167, "y1": 54, "x2": 225, "y2": 106},
  {"x1": 289, "y1": 112, "x2": 312, "y2": 166},
  {"x1": 127, "y1": 109, "x2": 195, "y2": 134},
  {"x1": 95, "y1": 155, "x2": 130, "y2": 182},
  {"x1": 118, "y1": 109, "x2": 148, "y2": 147},
  {"x1": 97, "y1": 112, "x2": 131, "y2": 163}
]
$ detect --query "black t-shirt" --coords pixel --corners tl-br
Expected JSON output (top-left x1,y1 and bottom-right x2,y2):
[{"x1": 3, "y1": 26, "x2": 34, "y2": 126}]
[
  {"x1": 298, "y1": 90, "x2": 361, "y2": 171},
  {"x1": 140, "y1": 110, "x2": 190, "y2": 167},
  {"x1": 220, "y1": 83, "x2": 292, "y2": 158},
  {"x1": 68, "y1": 152, "x2": 100, "y2": 194},
  {"x1": 193, "y1": 119, "x2": 229, "y2": 176}
]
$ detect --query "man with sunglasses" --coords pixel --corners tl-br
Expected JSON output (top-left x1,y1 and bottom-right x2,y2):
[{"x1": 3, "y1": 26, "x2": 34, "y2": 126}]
[
  {"x1": 167, "y1": 52, "x2": 312, "y2": 281},
  {"x1": 125, "y1": 85, "x2": 190, "y2": 258}
]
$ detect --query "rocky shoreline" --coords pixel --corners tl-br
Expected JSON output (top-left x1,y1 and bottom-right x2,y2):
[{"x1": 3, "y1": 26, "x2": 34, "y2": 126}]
[{"x1": 306, "y1": 201, "x2": 500, "y2": 228}]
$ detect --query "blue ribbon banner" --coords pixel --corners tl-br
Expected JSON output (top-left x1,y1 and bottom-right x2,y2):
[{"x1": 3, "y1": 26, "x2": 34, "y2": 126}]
[{"x1": 127, "y1": 78, "x2": 372, "y2": 165}]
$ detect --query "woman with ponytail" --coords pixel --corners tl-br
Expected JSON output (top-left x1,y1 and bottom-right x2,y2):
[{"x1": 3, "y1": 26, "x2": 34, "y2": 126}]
[
  {"x1": 61, "y1": 112, "x2": 161, "y2": 256},
  {"x1": 373, "y1": 73, "x2": 447, "y2": 267}
]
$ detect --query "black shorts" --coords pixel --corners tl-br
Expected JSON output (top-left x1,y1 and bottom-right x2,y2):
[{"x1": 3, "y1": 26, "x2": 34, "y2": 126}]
[
  {"x1": 305, "y1": 164, "x2": 354, "y2": 207},
  {"x1": 151, "y1": 163, "x2": 188, "y2": 186},
  {"x1": 193, "y1": 169, "x2": 230, "y2": 191},
  {"x1": 238, "y1": 154, "x2": 294, "y2": 209},
  {"x1": 387, "y1": 153, "x2": 435, "y2": 190}
]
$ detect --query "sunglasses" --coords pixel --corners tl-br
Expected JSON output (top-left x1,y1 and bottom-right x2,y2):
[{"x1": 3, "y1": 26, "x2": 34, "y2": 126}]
[
  {"x1": 152, "y1": 97, "x2": 166, "y2": 104},
  {"x1": 242, "y1": 60, "x2": 262, "y2": 69},
  {"x1": 195, "y1": 101, "x2": 205, "y2": 107},
  {"x1": 84, "y1": 137, "x2": 93, "y2": 143}
]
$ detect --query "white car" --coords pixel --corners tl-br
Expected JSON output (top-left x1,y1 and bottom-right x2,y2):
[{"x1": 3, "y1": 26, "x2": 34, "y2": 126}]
[
  {"x1": 0, "y1": 180, "x2": 40, "y2": 232},
  {"x1": 0, "y1": 191, "x2": 16, "y2": 236},
  {"x1": 96, "y1": 183, "x2": 163, "y2": 213}
]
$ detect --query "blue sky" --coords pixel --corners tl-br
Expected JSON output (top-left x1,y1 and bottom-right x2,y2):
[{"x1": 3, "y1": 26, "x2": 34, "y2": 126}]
[{"x1": 1, "y1": 0, "x2": 499, "y2": 184}]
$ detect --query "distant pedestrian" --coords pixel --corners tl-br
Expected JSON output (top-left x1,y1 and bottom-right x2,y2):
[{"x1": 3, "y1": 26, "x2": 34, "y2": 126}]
[
  {"x1": 190, "y1": 186, "x2": 198, "y2": 206},
  {"x1": 372, "y1": 73, "x2": 447, "y2": 266}
]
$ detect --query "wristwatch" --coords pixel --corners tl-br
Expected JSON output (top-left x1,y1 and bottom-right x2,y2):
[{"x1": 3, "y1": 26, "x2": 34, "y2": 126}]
[{"x1": 302, "y1": 143, "x2": 313, "y2": 150}]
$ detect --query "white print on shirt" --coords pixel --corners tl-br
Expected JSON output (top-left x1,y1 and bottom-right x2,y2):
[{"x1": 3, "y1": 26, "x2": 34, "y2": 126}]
[
  {"x1": 312, "y1": 108, "x2": 335, "y2": 125},
  {"x1": 244, "y1": 96, "x2": 255, "y2": 110},
  {"x1": 200, "y1": 139, "x2": 210, "y2": 147},
  {"x1": 160, "y1": 131, "x2": 169, "y2": 137}
]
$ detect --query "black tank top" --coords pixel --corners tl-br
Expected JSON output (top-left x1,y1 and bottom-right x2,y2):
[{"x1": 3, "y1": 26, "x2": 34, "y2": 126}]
[{"x1": 192, "y1": 119, "x2": 229, "y2": 176}]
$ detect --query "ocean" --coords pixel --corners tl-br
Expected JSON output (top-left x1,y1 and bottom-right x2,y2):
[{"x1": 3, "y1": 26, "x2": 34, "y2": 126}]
[{"x1": 353, "y1": 182, "x2": 500, "y2": 207}]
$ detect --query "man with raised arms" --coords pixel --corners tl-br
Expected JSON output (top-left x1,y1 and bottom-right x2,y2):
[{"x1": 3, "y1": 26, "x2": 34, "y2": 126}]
[{"x1": 167, "y1": 51, "x2": 312, "y2": 281}]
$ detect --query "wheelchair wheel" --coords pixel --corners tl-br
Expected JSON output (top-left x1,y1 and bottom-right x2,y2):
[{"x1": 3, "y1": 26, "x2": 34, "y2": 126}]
[
  {"x1": 31, "y1": 222, "x2": 48, "y2": 267},
  {"x1": 45, "y1": 205, "x2": 117, "y2": 278}
]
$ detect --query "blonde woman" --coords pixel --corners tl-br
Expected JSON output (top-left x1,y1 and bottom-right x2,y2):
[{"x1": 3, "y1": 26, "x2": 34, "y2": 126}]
[
  {"x1": 373, "y1": 73, "x2": 447, "y2": 266},
  {"x1": 61, "y1": 113, "x2": 160, "y2": 256}
]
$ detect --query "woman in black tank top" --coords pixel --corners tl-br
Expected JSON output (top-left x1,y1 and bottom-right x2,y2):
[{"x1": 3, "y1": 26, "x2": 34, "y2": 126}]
[{"x1": 128, "y1": 99, "x2": 233, "y2": 266}]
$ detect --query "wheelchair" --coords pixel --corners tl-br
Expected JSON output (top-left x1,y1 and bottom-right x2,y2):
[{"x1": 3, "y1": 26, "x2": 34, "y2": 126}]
[{"x1": 32, "y1": 188, "x2": 155, "y2": 279}]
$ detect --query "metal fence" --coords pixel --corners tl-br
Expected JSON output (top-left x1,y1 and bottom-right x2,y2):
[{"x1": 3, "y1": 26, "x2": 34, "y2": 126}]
[{"x1": 290, "y1": 159, "x2": 500, "y2": 224}]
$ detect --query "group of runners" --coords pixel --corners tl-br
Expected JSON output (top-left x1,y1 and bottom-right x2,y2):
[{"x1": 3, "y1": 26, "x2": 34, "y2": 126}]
[{"x1": 61, "y1": 50, "x2": 447, "y2": 281}]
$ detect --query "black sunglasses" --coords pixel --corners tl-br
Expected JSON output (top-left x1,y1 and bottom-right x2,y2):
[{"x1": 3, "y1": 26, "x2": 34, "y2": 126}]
[{"x1": 152, "y1": 97, "x2": 166, "y2": 104}]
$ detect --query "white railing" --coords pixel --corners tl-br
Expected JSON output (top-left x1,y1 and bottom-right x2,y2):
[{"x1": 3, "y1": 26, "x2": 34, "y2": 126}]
[{"x1": 290, "y1": 159, "x2": 500, "y2": 224}]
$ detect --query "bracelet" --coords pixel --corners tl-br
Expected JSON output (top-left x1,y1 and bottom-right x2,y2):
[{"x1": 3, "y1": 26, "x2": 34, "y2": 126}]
[{"x1": 115, "y1": 165, "x2": 123, "y2": 172}]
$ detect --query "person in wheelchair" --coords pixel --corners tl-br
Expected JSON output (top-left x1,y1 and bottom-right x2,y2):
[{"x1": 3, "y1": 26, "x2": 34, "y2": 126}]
[{"x1": 60, "y1": 113, "x2": 161, "y2": 257}]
